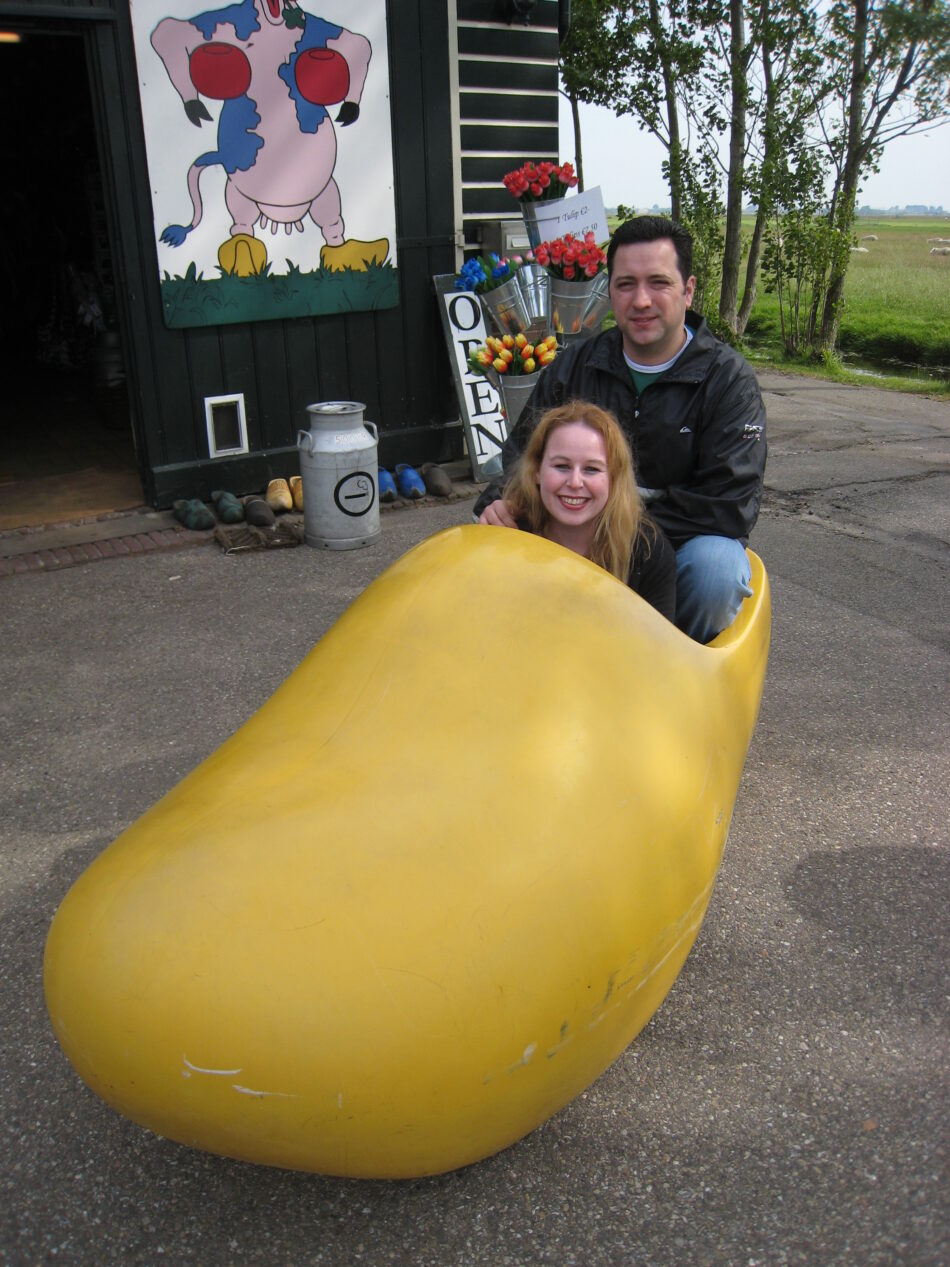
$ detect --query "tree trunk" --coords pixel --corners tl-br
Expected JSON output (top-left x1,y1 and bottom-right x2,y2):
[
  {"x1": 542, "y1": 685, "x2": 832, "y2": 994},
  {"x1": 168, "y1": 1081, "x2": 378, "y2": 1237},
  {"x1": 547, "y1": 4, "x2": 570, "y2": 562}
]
[
  {"x1": 569, "y1": 88, "x2": 585, "y2": 191},
  {"x1": 737, "y1": 0, "x2": 776, "y2": 338},
  {"x1": 719, "y1": 0, "x2": 748, "y2": 332},
  {"x1": 736, "y1": 208, "x2": 766, "y2": 336},
  {"x1": 819, "y1": 0, "x2": 867, "y2": 352},
  {"x1": 648, "y1": 0, "x2": 682, "y2": 220}
]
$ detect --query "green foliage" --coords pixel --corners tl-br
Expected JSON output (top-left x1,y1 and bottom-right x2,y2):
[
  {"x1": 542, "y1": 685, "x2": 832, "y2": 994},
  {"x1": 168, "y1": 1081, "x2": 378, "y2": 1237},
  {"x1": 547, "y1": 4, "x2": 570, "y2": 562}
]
[
  {"x1": 806, "y1": 0, "x2": 950, "y2": 349},
  {"x1": 677, "y1": 145, "x2": 725, "y2": 319},
  {"x1": 565, "y1": 0, "x2": 950, "y2": 353},
  {"x1": 759, "y1": 141, "x2": 832, "y2": 353},
  {"x1": 560, "y1": 0, "x2": 712, "y2": 217},
  {"x1": 747, "y1": 217, "x2": 950, "y2": 381},
  {"x1": 160, "y1": 262, "x2": 399, "y2": 329}
]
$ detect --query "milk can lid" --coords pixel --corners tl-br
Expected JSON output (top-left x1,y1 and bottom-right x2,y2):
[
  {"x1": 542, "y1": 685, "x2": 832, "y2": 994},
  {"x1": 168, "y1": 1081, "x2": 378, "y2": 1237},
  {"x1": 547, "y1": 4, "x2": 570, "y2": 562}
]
[{"x1": 307, "y1": 401, "x2": 366, "y2": 415}]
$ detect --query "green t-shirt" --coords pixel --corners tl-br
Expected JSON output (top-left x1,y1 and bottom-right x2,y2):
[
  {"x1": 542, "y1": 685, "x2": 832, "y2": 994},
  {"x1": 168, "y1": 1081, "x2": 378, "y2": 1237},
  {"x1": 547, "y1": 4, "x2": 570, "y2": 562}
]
[{"x1": 629, "y1": 365, "x2": 665, "y2": 395}]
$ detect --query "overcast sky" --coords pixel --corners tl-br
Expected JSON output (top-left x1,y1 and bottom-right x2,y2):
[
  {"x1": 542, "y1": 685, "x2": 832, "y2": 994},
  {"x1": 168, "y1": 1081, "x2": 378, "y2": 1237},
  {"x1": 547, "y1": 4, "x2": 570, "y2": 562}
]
[{"x1": 561, "y1": 102, "x2": 950, "y2": 212}]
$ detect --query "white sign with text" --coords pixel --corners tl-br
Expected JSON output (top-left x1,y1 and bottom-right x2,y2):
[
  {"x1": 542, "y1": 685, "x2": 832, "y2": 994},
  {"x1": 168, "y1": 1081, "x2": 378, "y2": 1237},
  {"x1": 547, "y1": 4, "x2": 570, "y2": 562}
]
[
  {"x1": 434, "y1": 277, "x2": 507, "y2": 480},
  {"x1": 526, "y1": 186, "x2": 610, "y2": 245}
]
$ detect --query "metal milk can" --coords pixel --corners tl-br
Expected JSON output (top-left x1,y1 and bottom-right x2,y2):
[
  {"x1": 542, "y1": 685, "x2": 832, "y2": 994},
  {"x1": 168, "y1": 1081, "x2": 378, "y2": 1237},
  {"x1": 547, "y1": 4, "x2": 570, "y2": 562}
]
[{"x1": 296, "y1": 401, "x2": 381, "y2": 550}]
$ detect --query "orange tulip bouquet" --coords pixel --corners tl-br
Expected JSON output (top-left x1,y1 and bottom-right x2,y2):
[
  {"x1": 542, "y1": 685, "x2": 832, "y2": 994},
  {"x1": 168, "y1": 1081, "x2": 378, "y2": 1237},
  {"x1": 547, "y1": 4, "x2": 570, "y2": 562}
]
[{"x1": 468, "y1": 333, "x2": 558, "y2": 382}]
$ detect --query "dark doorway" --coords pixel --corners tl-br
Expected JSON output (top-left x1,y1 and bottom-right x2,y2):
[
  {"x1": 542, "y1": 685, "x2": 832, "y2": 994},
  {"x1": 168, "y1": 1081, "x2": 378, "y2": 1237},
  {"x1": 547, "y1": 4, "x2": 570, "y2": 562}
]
[{"x1": 0, "y1": 23, "x2": 143, "y2": 531}]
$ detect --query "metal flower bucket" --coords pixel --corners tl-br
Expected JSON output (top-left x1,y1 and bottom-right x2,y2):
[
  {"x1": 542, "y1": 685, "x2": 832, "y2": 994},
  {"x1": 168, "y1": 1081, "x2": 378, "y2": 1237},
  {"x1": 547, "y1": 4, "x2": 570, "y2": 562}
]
[
  {"x1": 520, "y1": 202, "x2": 544, "y2": 249},
  {"x1": 515, "y1": 264, "x2": 551, "y2": 341},
  {"x1": 550, "y1": 273, "x2": 613, "y2": 343},
  {"x1": 483, "y1": 367, "x2": 539, "y2": 432},
  {"x1": 478, "y1": 275, "x2": 532, "y2": 338}
]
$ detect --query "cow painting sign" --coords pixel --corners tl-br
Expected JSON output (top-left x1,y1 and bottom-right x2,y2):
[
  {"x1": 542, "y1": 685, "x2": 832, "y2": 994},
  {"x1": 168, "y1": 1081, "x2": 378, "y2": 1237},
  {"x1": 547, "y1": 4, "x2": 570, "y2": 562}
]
[{"x1": 129, "y1": 0, "x2": 398, "y2": 328}]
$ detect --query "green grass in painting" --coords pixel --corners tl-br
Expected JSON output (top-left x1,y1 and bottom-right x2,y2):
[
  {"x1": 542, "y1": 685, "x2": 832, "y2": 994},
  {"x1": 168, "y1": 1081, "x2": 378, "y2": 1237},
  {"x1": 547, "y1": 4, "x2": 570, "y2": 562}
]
[{"x1": 161, "y1": 260, "x2": 399, "y2": 328}]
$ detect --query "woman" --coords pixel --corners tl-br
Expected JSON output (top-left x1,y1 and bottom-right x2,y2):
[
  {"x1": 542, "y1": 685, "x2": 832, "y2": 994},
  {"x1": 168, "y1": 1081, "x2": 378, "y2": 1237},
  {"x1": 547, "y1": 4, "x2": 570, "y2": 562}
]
[{"x1": 498, "y1": 401, "x2": 676, "y2": 621}]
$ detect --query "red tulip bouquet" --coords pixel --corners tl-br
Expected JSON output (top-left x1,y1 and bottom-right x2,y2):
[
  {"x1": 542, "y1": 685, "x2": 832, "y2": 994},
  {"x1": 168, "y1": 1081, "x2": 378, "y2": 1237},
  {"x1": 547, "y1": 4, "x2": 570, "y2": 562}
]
[
  {"x1": 503, "y1": 161, "x2": 579, "y2": 203},
  {"x1": 533, "y1": 233, "x2": 607, "y2": 281}
]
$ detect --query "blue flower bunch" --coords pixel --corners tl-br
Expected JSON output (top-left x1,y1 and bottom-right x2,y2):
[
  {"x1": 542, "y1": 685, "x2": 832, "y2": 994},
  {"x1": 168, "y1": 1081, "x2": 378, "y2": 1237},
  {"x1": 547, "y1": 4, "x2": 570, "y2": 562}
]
[{"x1": 454, "y1": 253, "x2": 521, "y2": 293}]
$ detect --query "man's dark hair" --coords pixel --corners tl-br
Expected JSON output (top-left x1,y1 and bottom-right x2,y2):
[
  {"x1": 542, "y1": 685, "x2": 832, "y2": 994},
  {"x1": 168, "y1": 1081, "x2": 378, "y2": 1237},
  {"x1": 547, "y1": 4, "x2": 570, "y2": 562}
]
[{"x1": 607, "y1": 215, "x2": 693, "y2": 284}]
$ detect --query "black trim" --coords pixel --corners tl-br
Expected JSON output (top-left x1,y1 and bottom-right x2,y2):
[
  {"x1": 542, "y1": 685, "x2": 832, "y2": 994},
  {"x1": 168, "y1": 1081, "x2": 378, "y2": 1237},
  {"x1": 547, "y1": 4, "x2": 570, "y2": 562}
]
[
  {"x1": 559, "y1": 0, "x2": 571, "y2": 43},
  {"x1": 459, "y1": 60, "x2": 556, "y2": 91},
  {"x1": 0, "y1": 2, "x2": 116, "y2": 18},
  {"x1": 461, "y1": 91, "x2": 558, "y2": 123}
]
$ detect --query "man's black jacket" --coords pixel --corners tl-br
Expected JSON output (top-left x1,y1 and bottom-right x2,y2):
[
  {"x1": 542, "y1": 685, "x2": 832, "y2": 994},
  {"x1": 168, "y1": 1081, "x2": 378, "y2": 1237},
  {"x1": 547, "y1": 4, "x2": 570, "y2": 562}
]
[{"x1": 473, "y1": 316, "x2": 767, "y2": 549}]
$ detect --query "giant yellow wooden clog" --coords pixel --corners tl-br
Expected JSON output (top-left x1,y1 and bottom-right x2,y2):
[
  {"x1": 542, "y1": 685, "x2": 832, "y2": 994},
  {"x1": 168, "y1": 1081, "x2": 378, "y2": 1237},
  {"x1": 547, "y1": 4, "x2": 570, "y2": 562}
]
[{"x1": 44, "y1": 526, "x2": 770, "y2": 1178}]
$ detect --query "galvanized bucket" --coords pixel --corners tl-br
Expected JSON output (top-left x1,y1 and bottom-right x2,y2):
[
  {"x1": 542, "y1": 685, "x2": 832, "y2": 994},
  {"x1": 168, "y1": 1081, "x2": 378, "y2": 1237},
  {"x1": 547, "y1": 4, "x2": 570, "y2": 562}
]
[
  {"x1": 520, "y1": 202, "x2": 544, "y2": 250},
  {"x1": 515, "y1": 263, "x2": 551, "y2": 341},
  {"x1": 550, "y1": 272, "x2": 612, "y2": 342},
  {"x1": 482, "y1": 369, "x2": 539, "y2": 433},
  {"x1": 478, "y1": 275, "x2": 532, "y2": 338}
]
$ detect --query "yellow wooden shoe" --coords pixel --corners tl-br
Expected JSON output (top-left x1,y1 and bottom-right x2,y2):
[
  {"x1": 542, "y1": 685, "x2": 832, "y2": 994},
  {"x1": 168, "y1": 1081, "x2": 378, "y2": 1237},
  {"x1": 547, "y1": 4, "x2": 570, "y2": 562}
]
[
  {"x1": 288, "y1": 475, "x2": 303, "y2": 512},
  {"x1": 265, "y1": 478, "x2": 293, "y2": 513},
  {"x1": 44, "y1": 527, "x2": 770, "y2": 1178}
]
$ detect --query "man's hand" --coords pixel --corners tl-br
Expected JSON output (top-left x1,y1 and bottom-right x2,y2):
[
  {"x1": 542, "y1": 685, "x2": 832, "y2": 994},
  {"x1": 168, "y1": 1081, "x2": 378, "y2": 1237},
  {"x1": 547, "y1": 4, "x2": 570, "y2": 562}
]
[{"x1": 478, "y1": 499, "x2": 518, "y2": 528}]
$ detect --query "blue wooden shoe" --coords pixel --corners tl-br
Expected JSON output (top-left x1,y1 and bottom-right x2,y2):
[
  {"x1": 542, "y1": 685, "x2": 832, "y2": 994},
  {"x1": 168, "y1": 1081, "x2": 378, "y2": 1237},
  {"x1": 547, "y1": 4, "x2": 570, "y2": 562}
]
[
  {"x1": 395, "y1": 464, "x2": 425, "y2": 500},
  {"x1": 378, "y1": 468, "x2": 397, "y2": 503}
]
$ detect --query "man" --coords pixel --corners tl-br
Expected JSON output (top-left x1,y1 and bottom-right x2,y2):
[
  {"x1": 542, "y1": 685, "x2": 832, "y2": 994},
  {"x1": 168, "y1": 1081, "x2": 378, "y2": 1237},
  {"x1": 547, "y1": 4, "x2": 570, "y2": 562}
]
[{"x1": 475, "y1": 216, "x2": 767, "y2": 643}]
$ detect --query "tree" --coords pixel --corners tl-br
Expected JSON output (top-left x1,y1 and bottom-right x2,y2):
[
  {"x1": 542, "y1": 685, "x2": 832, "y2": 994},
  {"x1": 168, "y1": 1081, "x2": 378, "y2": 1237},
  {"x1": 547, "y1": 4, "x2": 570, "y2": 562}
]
[
  {"x1": 813, "y1": 0, "x2": 950, "y2": 351},
  {"x1": 558, "y1": 0, "x2": 707, "y2": 221},
  {"x1": 558, "y1": 0, "x2": 615, "y2": 190},
  {"x1": 559, "y1": 0, "x2": 822, "y2": 334},
  {"x1": 734, "y1": 0, "x2": 826, "y2": 336},
  {"x1": 560, "y1": 0, "x2": 950, "y2": 356}
]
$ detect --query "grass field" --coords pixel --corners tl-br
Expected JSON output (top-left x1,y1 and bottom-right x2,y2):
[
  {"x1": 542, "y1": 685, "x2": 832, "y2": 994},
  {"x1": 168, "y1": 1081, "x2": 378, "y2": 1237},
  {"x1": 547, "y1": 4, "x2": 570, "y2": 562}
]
[{"x1": 743, "y1": 217, "x2": 950, "y2": 382}]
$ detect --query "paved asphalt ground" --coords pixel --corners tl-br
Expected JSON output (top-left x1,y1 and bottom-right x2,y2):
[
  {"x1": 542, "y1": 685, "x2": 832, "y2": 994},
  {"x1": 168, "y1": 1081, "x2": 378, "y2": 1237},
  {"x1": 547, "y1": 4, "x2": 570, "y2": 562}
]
[{"x1": 1, "y1": 372, "x2": 947, "y2": 1266}]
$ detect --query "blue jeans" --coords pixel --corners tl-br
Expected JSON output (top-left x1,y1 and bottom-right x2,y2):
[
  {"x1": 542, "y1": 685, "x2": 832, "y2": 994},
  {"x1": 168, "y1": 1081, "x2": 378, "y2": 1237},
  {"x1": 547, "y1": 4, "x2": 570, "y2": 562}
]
[{"x1": 675, "y1": 535, "x2": 753, "y2": 644}]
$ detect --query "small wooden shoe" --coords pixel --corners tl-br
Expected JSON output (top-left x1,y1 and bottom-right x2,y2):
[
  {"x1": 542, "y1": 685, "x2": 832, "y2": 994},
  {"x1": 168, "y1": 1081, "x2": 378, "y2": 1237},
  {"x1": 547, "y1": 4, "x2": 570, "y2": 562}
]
[
  {"x1": 288, "y1": 475, "x2": 304, "y2": 512},
  {"x1": 244, "y1": 497, "x2": 276, "y2": 528},
  {"x1": 211, "y1": 490, "x2": 245, "y2": 524},
  {"x1": 421, "y1": 463, "x2": 453, "y2": 498},
  {"x1": 173, "y1": 499, "x2": 215, "y2": 531},
  {"x1": 395, "y1": 464, "x2": 425, "y2": 500},
  {"x1": 266, "y1": 479, "x2": 293, "y2": 513},
  {"x1": 378, "y1": 468, "x2": 397, "y2": 503}
]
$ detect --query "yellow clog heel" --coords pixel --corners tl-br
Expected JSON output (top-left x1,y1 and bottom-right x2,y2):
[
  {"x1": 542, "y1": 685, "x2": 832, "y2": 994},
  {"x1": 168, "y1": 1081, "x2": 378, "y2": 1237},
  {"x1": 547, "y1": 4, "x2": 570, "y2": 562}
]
[{"x1": 44, "y1": 526, "x2": 770, "y2": 1178}]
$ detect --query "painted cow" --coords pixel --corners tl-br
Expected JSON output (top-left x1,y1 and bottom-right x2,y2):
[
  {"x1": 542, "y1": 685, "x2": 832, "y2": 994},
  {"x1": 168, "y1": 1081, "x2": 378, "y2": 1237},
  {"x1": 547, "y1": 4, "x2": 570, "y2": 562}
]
[{"x1": 151, "y1": 0, "x2": 389, "y2": 275}]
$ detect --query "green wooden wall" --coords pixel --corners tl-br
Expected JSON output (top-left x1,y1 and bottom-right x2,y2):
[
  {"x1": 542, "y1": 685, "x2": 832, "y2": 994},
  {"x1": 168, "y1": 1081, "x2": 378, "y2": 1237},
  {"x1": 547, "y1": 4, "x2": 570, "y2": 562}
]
[{"x1": 0, "y1": 0, "x2": 563, "y2": 505}]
